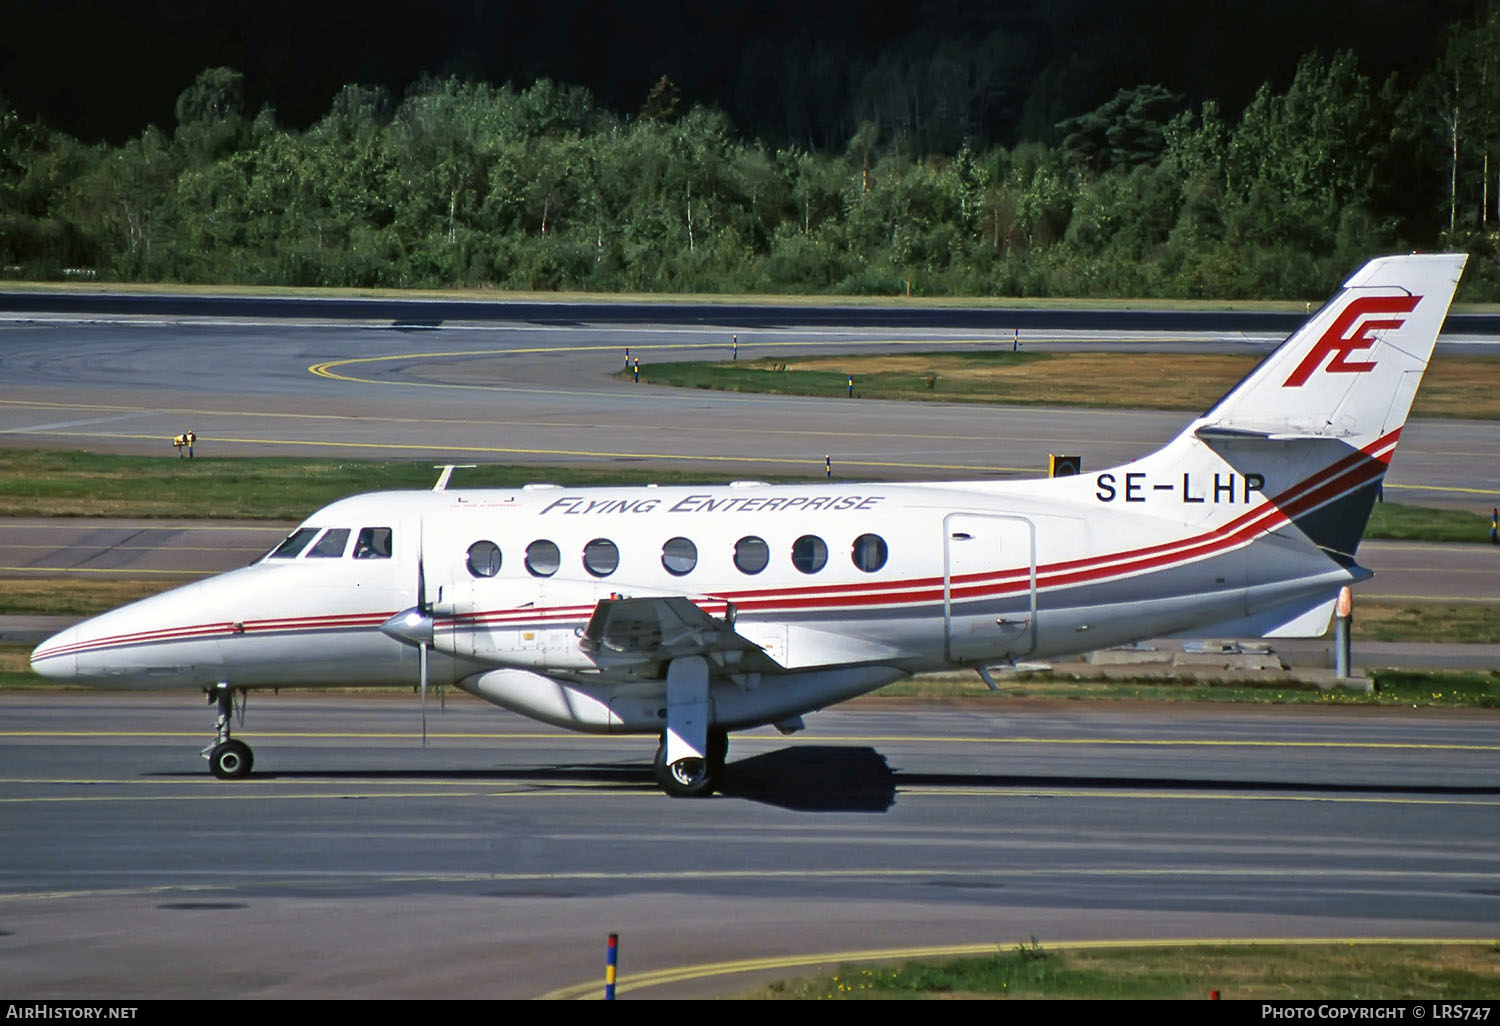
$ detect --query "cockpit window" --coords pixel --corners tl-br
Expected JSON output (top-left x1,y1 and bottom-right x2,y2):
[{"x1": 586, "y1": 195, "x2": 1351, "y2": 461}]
[
  {"x1": 308, "y1": 528, "x2": 351, "y2": 558},
  {"x1": 268, "y1": 527, "x2": 318, "y2": 559},
  {"x1": 354, "y1": 527, "x2": 393, "y2": 559}
]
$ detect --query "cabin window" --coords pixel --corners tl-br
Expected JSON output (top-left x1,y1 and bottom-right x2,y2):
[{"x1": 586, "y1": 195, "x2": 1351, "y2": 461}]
[
  {"x1": 308, "y1": 528, "x2": 350, "y2": 558},
  {"x1": 733, "y1": 535, "x2": 769, "y2": 575},
  {"x1": 525, "y1": 539, "x2": 561, "y2": 577},
  {"x1": 661, "y1": 537, "x2": 697, "y2": 576},
  {"x1": 791, "y1": 535, "x2": 827, "y2": 574},
  {"x1": 268, "y1": 527, "x2": 318, "y2": 559},
  {"x1": 466, "y1": 540, "x2": 502, "y2": 578},
  {"x1": 583, "y1": 538, "x2": 619, "y2": 577},
  {"x1": 851, "y1": 533, "x2": 888, "y2": 572},
  {"x1": 354, "y1": 527, "x2": 392, "y2": 559}
]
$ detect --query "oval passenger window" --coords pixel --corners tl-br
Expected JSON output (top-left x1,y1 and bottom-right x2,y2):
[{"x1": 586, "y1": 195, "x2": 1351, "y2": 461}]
[
  {"x1": 525, "y1": 539, "x2": 561, "y2": 577},
  {"x1": 791, "y1": 535, "x2": 827, "y2": 574},
  {"x1": 661, "y1": 537, "x2": 697, "y2": 576},
  {"x1": 734, "y1": 536, "x2": 769, "y2": 574},
  {"x1": 851, "y1": 533, "x2": 888, "y2": 572},
  {"x1": 583, "y1": 538, "x2": 620, "y2": 577},
  {"x1": 466, "y1": 540, "x2": 502, "y2": 578}
]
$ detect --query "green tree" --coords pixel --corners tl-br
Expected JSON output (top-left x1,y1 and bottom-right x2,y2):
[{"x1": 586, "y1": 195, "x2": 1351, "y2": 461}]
[
  {"x1": 1059, "y1": 85, "x2": 1183, "y2": 175},
  {"x1": 174, "y1": 67, "x2": 247, "y2": 166},
  {"x1": 68, "y1": 126, "x2": 179, "y2": 277}
]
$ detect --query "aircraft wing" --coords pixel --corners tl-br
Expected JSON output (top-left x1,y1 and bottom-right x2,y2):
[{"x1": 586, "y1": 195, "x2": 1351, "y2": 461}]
[{"x1": 580, "y1": 596, "x2": 784, "y2": 673}]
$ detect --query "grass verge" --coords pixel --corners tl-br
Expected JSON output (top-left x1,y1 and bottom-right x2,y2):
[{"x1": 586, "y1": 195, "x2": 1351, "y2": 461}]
[
  {"x1": 0, "y1": 578, "x2": 178, "y2": 616},
  {"x1": 1356, "y1": 602, "x2": 1500, "y2": 644},
  {"x1": 874, "y1": 667, "x2": 1500, "y2": 707},
  {"x1": 0, "y1": 448, "x2": 1489, "y2": 543},
  {"x1": 753, "y1": 940, "x2": 1500, "y2": 999},
  {"x1": 631, "y1": 350, "x2": 1500, "y2": 420},
  {"x1": 0, "y1": 448, "x2": 809, "y2": 519},
  {"x1": 1364, "y1": 503, "x2": 1495, "y2": 544}
]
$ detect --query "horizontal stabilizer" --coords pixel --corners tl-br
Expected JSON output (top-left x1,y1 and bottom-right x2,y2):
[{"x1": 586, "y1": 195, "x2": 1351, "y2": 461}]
[{"x1": 1195, "y1": 426, "x2": 1345, "y2": 444}]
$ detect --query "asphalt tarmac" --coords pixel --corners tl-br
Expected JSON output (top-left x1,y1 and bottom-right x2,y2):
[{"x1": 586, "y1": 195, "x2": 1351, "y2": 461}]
[{"x1": 1, "y1": 692, "x2": 1496, "y2": 998}]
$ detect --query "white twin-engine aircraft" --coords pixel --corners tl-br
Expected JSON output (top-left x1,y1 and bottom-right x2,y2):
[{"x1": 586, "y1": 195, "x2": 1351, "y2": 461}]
[{"x1": 31, "y1": 254, "x2": 1467, "y2": 795}]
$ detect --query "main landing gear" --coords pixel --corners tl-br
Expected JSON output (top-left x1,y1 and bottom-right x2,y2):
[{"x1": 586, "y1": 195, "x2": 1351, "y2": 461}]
[
  {"x1": 202, "y1": 682, "x2": 253, "y2": 779},
  {"x1": 653, "y1": 727, "x2": 728, "y2": 798},
  {"x1": 652, "y1": 655, "x2": 729, "y2": 797}
]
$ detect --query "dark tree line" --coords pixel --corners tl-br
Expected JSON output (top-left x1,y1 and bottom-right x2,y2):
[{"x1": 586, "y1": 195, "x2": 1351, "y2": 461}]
[{"x1": 2, "y1": 4, "x2": 1498, "y2": 300}]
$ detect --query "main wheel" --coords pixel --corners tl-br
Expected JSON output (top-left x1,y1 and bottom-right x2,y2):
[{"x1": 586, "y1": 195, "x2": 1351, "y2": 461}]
[
  {"x1": 653, "y1": 739, "x2": 716, "y2": 798},
  {"x1": 208, "y1": 739, "x2": 254, "y2": 779}
]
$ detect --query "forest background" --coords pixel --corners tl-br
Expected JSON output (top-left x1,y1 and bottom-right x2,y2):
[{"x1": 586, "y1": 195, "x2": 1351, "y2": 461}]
[{"x1": 3, "y1": 0, "x2": 1500, "y2": 301}]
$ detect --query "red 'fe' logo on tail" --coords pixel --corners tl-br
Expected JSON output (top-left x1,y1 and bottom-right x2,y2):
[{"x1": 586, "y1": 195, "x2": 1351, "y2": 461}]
[{"x1": 1282, "y1": 294, "x2": 1421, "y2": 387}]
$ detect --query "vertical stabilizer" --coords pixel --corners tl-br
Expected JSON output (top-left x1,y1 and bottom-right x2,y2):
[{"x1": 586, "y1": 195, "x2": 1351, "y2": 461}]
[
  {"x1": 1057, "y1": 255, "x2": 1468, "y2": 572},
  {"x1": 1201, "y1": 253, "x2": 1466, "y2": 443},
  {"x1": 1186, "y1": 253, "x2": 1467, "y2": 562}
]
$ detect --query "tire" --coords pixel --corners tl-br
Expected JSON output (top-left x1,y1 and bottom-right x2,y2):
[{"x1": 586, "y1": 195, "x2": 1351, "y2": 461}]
[
  {"x1": 208, "y1": 739, "x2": 253, "y2": 779},
  {"x1": 653, "y1": 739, "x2": 716, "y2": 798}
]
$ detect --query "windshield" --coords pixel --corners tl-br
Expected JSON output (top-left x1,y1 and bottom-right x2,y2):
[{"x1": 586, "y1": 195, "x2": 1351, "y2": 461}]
[{"x1": 267, "y1": 527, "x2": 318, "y2": 559}]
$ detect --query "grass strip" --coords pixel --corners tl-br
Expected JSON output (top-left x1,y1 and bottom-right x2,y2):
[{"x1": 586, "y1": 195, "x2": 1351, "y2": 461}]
[
  {"x1": 754, "y1": 940, "x2": 1500, "y2": 1000},
  {"x1": 0, "y1": 578, "x2": 178, "y2": 616},
  {"x1": 1355, "y1": 602, "x2": 1500, "y2": 644},
  {"x1": 631, "y1": 350, "x2": 1500, "y2": 419},
  {"x1": 1364, "y1": 503, "x2": 1495, "y2": 543},
  {"x1": 0, "y1": 448, "x2": 1487, "y2": 543},
  {"x1": 0, "y1": 448, "x2": 809, "y2": 520},
  {"x1": 872, "y1": 668, "x2": 1500, "y2": 707}
]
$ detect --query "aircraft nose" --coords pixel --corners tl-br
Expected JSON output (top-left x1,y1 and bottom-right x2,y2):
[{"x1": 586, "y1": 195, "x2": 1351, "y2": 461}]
[{"x1": 30, "y1": 625, "x2": 79, "y2": 681}]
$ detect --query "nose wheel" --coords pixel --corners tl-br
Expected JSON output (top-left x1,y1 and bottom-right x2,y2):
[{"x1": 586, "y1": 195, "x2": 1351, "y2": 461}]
[
  {"x1": 201, "y1": 683, "x2": 254, "y2": 779},
  {"x1": 208, "y1": 739, "x2": 254, "y2": 779}
]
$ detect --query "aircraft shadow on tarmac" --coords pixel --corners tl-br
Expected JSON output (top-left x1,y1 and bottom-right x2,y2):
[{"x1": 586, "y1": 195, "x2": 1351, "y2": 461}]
[
  {"x1": 150, "y1": 743, "x2": 1500, "y2": 813},
  {"x1": 149, "y1": 746, "x2": 896, "y2": 812}
]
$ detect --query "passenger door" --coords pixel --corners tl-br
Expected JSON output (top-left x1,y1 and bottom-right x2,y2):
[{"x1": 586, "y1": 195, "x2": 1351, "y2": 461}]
[{"x1": 943, "y1": 512, "x2": 1036, "y2": 663}]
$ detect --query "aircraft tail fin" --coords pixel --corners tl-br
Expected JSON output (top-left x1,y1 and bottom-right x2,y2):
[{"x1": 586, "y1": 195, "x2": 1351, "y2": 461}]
[
  {"x1": 1078, "y1": 255, "x2": 1467, "y2": 569},
  {"x1": 1179, "y1": 254, "x2": 1465, "y2": 563},
  {"x1": 1198, "y1": 253, "x2": 1466, "y2": 442}
]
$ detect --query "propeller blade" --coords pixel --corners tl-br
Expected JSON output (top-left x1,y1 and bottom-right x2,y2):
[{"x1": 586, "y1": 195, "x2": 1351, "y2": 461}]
[{"x1": 419, "y1": 641, "x2": 428, "y2": 748}]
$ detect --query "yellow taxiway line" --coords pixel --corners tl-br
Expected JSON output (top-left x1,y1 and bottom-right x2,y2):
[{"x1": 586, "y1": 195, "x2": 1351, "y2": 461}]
[{"x1": 539, "y1": 935, "x2": 1500, "y2": 999}]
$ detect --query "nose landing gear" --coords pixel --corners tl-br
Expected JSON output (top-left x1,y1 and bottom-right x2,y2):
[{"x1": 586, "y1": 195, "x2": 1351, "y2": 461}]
[{"x1": 201, "y1": 682, "x2": 254, "y2": 779}]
